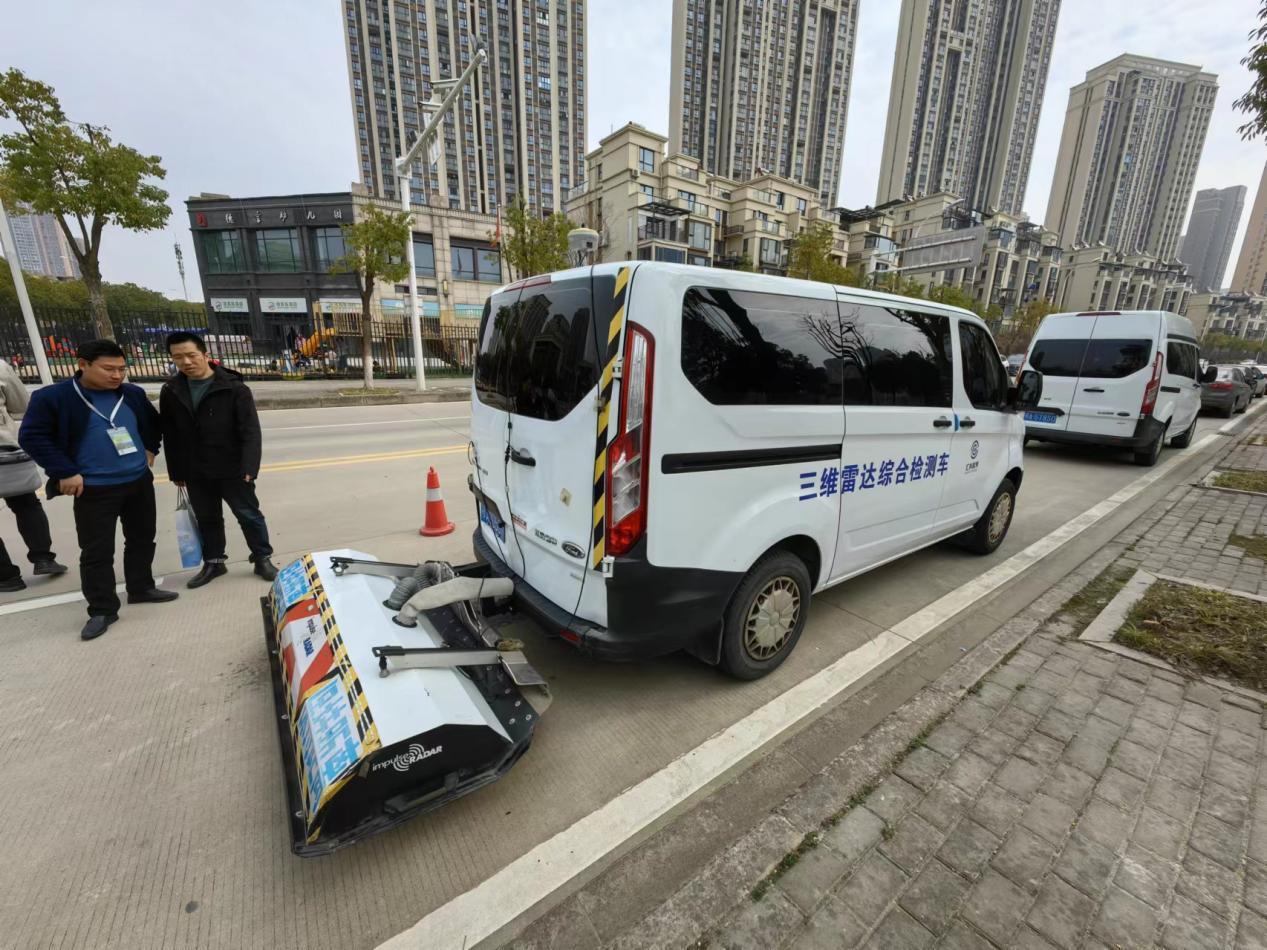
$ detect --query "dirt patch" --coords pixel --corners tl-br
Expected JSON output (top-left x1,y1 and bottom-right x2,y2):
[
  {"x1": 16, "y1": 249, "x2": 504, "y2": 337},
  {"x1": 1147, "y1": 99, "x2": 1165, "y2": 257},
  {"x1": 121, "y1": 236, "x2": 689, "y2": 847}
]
[
  {"x1": 1116, "y1": 580, "x2": 1267, "y2": 692},
  {"x1": 1248, "y1": 435, "x2": 1267, "y2": 446},
  {"x1": 1059, "y1": 564, "x2": 1135, "y2": 634},
  {"x1": 1213, "y1": 470, "x2": 1267, "y2": 493},
  {"x1": 1230, "y1": 534, "x2": 1267, "y2": 561}
]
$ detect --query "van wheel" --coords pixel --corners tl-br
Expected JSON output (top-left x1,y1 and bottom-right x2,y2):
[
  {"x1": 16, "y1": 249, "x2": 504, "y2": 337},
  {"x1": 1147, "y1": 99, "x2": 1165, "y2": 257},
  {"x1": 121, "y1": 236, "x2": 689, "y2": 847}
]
[
  {"x1": 1133, "y1": 427, "x2": 1165, "y2": 466},
  {"x1": 718, "y1": 551, "x2": 811, "y2": 680},
  {"x1": 1171, "y1": 416, "x2": 1198, "y2": 449},
  {"x1": 963, "y1": 479, "x2": 1017, "y2": 555}
]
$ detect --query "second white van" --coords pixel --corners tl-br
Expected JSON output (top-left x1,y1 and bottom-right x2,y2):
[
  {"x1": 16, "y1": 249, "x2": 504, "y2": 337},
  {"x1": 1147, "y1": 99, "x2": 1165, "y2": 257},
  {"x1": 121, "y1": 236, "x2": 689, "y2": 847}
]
[
  {"x1": 1021, "y1": 310, "x2": 1212, "y2": 466},
  {"x1": 468, "y1": 263, "x2": 1045, "y2": 679}
]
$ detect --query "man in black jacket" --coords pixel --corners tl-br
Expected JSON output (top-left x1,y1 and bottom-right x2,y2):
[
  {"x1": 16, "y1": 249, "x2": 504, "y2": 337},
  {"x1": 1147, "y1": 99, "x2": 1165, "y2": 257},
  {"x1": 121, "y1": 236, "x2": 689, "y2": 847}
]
[{"x1": 160, "y1": 332, "x2": 277, "y2": 588}]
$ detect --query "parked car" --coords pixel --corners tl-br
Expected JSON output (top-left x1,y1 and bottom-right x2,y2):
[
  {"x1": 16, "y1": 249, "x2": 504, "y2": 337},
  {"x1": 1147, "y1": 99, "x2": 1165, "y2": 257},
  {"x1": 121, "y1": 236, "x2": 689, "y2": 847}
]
[
  {"x1": 468, "y1": 262, "x2": 1045, "y2": 680},
  {"x1": 1238, "y1": 362, "x2": 1267, "y2": 397},
  {"x1": 1202, "y1": 365, "x2": 1254, "y2": 417},
  {"x1": 1021, "y1": 309, "x2": 1209, "y2": 466},
  {"x1": 1006, "y1": 353, "x2": 1026, "y2": 377}
]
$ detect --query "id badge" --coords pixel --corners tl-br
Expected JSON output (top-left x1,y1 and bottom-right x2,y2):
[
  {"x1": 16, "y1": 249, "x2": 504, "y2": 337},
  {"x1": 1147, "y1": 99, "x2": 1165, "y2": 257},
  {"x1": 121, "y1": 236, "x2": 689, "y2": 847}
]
[{"x1": 107, "y1": 426, "x2": 139, "y2": 456}]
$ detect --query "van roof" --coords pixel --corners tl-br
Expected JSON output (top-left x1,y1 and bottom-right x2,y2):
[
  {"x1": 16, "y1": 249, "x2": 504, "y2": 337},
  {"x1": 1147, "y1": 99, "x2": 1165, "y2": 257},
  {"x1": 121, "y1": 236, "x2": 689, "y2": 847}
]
[
  {"x1": 499, "y1": 260, "x2": 984, "y2": 324},
  {"x1": 1044, "y1": 309, "x2": 1198, "y2": 338}
]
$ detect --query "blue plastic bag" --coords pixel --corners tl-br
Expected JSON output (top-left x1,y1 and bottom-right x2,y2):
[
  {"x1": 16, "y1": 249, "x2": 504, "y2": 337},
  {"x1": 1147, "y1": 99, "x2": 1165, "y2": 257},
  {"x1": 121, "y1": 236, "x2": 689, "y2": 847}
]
[{"x1": 175, "y1": 487, "x2": 203, "y2": 569}]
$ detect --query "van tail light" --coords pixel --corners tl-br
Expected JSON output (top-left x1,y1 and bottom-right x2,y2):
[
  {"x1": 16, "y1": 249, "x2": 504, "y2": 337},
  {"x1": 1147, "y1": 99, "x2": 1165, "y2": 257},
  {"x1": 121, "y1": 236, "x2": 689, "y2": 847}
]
[
  {"x1": 1140, "y1": 352, "x2": 1164, "y2": 416},
  {"x1": 606, "y1": 322, "x2": 654, "y2": 558},
  {"x1": 1209, "y1": 381, "x2": 1234, "y2": 391}
]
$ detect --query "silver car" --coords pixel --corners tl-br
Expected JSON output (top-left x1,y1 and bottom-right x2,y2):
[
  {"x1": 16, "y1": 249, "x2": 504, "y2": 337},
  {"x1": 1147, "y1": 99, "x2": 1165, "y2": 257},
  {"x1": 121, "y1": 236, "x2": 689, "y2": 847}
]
[{"x1": 1202, "y1": 365, "x2": 1253, "y2": 417}]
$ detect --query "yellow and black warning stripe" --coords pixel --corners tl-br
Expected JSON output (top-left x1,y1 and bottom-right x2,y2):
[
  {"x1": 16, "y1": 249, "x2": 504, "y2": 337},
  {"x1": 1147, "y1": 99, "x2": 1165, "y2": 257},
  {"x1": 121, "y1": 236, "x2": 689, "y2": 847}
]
[{"x1": 592, "y1": 266, "x2": 631, "y2": 568}]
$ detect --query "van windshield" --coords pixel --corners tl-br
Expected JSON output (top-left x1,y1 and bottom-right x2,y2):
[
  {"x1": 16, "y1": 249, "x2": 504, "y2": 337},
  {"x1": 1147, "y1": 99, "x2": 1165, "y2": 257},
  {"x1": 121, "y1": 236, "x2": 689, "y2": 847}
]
[
  {"x1": 474, "y1": 276, "x2": 601, "y2": 421},
  {"x1": 1029, "y1": 338, "x2": 1152, "y2": 378}
]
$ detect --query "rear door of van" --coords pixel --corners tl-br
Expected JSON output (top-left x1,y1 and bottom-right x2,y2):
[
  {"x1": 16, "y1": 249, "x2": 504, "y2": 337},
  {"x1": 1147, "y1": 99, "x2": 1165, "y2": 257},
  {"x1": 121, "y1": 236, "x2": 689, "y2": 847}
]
[
  {"x1": 1069, "y1": 314, "x2": 1157, "y2": 439},
  {"x1": 1024, "y1": 313, "x2": 1092, "y2": 433},
  {"x1": 470, "y1": 269, "x2": 620, "y2": 628}
]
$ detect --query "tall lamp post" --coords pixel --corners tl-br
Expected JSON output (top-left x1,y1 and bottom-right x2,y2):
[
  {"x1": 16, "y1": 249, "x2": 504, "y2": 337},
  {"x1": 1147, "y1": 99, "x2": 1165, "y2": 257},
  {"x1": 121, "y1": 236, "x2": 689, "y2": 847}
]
[
  {"x1": 0, "y1": 198, "x2": 52, "y2": 384},
  {"x1": 396, "y1": 47, "x2": 486, "y2": 393}
]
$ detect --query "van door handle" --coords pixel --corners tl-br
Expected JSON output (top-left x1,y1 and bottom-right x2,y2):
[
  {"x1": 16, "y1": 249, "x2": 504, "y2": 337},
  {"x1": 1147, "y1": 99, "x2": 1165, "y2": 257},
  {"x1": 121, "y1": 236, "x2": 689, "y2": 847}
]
[
  {"x1": 509, "y1": 447, "x2": 537, "y2": 467},
  {"x1": 1083, "y1": 387, "x2": 1105, "y2": 393},
  {"x1": 959, "y1": 417, "x2": 977, "y2": 429},
  {"x1": 933, "y1": 417, "x2": 953, "y2": 429}
]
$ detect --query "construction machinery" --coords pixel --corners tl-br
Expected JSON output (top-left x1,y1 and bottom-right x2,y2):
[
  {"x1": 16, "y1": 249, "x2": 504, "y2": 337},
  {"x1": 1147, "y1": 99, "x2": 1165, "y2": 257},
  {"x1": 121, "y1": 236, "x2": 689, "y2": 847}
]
[{"x1": 263, "y1": 548, "x2": 550, "y2": 855}]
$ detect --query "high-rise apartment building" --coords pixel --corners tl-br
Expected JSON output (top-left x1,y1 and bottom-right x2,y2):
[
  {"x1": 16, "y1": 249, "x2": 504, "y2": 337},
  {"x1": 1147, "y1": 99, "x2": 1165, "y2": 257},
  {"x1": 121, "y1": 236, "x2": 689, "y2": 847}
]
[
  {"x1": 1046, "y1": 55, "x2": 1217, "y2": 260},
  {"x1": 876, "y1": 0, "x2": 1061, "y2": 215},
  {"x1": 1179, "y1": 185, "x2": 1246, "y2": 292},
  {"x1": 1231, "y1": 162, "x2": 1267, "y2": 296},
  {"x1": 7, "y1": 210, "x2": 80, "y2": 279},
  {"x1": 668, "y1": 0, "x2": 859, "y2": 211},
  {"x1": 342, "y1": 0, "x2": 585, "y2": 215}
]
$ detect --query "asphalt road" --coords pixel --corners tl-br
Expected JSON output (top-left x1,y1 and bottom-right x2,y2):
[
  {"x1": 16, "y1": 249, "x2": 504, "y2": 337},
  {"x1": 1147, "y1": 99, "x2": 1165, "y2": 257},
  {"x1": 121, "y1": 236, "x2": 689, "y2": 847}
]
[{"x1": 0, "y1": 398, "x2": 1258, "y2": 950}]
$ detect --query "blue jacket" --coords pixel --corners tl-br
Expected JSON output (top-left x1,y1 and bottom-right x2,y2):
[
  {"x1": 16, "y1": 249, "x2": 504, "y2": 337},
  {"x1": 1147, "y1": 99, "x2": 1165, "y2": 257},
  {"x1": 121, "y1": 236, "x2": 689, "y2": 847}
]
[{"x1": 18, "y1": 374, "x2": 162, "y2": 480}]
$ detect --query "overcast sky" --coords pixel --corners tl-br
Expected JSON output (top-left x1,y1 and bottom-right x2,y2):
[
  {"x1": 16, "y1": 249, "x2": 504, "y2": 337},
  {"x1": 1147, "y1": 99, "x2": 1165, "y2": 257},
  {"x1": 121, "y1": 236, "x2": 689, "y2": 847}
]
[{"x1": 1, "y1": 0, "x2": 1264, "y2": 300}]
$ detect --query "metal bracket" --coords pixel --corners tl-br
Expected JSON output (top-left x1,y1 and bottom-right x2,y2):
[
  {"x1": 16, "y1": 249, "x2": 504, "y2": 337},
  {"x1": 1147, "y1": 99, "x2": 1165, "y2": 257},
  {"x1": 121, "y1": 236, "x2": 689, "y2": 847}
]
[
  {"x1": 329, "y1": 556, "x2": 419, "y2": 579},
  {"x1": 373, "y1": 644, "x2": 548, "y2": 689},
  {"x1": 611, "y1": 356, "x2": 624, "y2": 380},
  {"x1": 599, "y1": 555, "x2": 615, "y2": 578}
]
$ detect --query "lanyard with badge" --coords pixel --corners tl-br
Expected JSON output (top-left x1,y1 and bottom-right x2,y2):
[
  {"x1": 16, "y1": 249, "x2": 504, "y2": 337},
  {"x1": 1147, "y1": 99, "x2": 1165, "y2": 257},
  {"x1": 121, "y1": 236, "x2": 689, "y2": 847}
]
[{"x1": 73, "y1": 380, "x2": 138, "y2": 456}]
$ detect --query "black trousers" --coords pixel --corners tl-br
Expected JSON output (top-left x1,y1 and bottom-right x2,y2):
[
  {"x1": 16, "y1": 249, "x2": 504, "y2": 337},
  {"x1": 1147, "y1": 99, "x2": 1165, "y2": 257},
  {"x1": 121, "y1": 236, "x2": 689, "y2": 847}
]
[
  {"x1": 0, "y1": 492, "x2": 56, "y2": 581},
  {"x1": 73, "y1": 473, "x2": 157, "y2": 616},
  {"x1": 186, "y1": 478, "x2": 272, "y2": 563}
]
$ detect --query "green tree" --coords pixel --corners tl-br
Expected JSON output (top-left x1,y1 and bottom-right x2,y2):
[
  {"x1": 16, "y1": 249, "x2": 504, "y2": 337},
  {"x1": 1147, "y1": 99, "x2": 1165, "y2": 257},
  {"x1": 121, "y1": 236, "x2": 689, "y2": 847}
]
[
  {"x1": 1235, "y1": 1, "x2": 1267, "y2": 140},
  {"x1": 0, "y1": 69, "x2": 171, "y2": 340},
  {"x1": 497, "y1": 194, "x2": 570, "y2": 278},
  {"x1": 872, "y1": 272, "x2": 928, "y2": 300},
  {"x1": 786, "y1": 220, "x2": 849, "y2": 283},
  {"x1": 927, "y1": 284, "x2": 981, "y2": 314},
  {"x1": 998, "y1": 297, "x2": 1056, "y2": 354},
  {"x1": 332, "y1": 206, "x2": 411, "y2": 389}
]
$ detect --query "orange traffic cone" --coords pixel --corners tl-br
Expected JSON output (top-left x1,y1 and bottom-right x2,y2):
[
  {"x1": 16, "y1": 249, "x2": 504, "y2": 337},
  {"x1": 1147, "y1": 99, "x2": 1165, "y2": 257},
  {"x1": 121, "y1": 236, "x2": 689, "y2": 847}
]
[{"x1": 419, "y1": 466, "x2": 455, "y2": 536}]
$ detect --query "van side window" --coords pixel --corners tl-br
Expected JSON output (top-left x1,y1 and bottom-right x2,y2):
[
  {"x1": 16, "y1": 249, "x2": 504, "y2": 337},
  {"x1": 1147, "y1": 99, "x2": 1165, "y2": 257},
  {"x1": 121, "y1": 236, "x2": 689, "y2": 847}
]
[
  {"x1": 838, "y1": 303, "x2": 953, "y2": 408},
  {"x1": 680, "y1": 287, "x2": 843, "y2": 405},
  {"x1": 958, "y1": 321, "x2": 1009, "y2": 410},
  {"x1": 1166, "y1": 341, "x2": 1198, "y2": 380}
]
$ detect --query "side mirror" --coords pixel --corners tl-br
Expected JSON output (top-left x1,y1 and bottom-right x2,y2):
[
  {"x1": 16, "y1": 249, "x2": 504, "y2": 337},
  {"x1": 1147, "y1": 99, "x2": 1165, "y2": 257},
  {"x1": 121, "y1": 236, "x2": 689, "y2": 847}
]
[
  {"x1": 1199, "y1": 366, "x2": 1218, "y2": 384},
  {"x1": 1012, "y1": 369, "x2": 1043, "y2": 411}
]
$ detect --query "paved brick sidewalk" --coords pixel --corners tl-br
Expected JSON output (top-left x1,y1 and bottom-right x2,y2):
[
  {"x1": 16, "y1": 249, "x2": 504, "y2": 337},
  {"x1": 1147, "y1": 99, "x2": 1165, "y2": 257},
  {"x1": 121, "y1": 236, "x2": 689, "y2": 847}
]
[{"x1": 683, "y1": 419, "x2": 1267, "y2": 950}]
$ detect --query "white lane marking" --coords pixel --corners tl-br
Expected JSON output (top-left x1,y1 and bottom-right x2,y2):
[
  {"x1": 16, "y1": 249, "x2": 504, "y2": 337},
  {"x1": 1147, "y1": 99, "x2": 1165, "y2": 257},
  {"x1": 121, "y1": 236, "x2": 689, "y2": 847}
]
[
  {"x1": 0, "y1": 578, "x2": 167, "y2": 617},
  {"x1": 373, "y1": 398, "x2": 1262, "y2": 950},
  {"x1": 265, "y1": 415, "x2": 470, "y2": 433}
]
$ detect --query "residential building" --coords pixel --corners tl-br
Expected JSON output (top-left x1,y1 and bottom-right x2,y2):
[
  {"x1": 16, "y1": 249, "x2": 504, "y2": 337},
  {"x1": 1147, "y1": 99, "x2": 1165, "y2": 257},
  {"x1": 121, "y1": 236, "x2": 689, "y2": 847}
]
[
  {"x1": 6, "y1": 209, "x2": 80, "y2": 279},
  {"x1": 1230, "y1": 162, "x2": 1267, "y2": 295},
  {"x1": 566, "y1": 123, "x2": 843, "y2": 276},
  {"x1": 342, "y1": 0, "x2": 585, "y2": 215},
  {"x1": 837, "y1": 202, "x2": 902, "y2": 283},
  {"x1": 877, "y1": 0, "x2": 1061, "y2": 215},
  {"x1": 1046, "y1": 55, "x2": 1218, "y2": 260},
  {"x1": 1179, "y1": 185, "x2": 1245, "y2": 292},
  {"x1": 1186, "y1": 292, "x2": 1267, "y2": 340},
  {"x1": 668, "y1": 0, "x2": 859, "y2": 211},
  {"x1": 186, "y1": 186, "x2": 504, "y2": 345},
  {"x1": 1054, "y1": 246, "x2": 1191, "y2": 316}
]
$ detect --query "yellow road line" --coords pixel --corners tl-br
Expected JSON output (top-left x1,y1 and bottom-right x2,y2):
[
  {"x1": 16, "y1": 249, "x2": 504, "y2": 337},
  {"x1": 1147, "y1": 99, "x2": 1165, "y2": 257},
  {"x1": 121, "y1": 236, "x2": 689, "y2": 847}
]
[{"x1": 152, "y1": 443, "x2": 466, "y2": 484}]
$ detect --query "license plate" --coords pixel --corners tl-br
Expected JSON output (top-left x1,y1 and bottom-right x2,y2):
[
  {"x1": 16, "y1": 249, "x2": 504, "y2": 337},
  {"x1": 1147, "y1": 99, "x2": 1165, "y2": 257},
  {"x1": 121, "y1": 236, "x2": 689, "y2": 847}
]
[
  {"x1": 1025, "y1": 411, "x2": 1058, "y2": 424},
  {"x1": 478, "y1": 500, "x2": 506, "y2": 543}
]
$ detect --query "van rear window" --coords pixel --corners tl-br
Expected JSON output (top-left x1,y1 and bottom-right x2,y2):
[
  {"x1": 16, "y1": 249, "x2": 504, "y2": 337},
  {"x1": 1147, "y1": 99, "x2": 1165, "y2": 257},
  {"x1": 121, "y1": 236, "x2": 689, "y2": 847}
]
[
  {"x1": 1028, "y1": 339, "x2": 1087, "y2": 377},
  {"x1": 474, "y1": 275, "x2": 609, "y2": 421},
  {"x1": 1078, "y1": 340, "x2": 1153, "y2": 378}
]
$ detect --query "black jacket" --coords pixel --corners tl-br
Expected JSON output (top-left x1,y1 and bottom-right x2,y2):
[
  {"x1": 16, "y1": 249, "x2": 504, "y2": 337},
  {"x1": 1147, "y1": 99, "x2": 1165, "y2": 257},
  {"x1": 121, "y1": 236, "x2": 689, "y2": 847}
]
[{"x1": 159, "y1": 366, "x2": 262, "y2": 482}]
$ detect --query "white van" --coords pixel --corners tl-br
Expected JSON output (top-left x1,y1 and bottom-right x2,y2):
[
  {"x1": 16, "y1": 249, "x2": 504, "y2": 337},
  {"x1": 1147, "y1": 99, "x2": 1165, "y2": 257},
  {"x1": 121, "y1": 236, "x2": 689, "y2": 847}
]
[
  {"x1": 468, "y1": 263, "x2": 1044, "y2": 678},
  {"x1": 1021, "y1": 310, "x2": 1210, "y2": 466}
]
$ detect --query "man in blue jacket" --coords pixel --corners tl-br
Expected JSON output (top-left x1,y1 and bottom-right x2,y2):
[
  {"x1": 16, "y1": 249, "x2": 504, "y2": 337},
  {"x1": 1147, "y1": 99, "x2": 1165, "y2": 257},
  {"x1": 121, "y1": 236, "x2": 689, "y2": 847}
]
[{"x1": 19, "y1": 339, "x2": 178, "y2": 640}]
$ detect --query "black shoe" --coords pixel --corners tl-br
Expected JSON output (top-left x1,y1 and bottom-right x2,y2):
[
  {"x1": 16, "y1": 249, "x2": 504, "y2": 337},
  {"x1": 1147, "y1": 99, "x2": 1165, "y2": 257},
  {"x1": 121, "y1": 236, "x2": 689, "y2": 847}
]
[
  {"x1": 253, "y1": 558, "x2": 278, "y2": 581},
  {"x1": 186, "y1": 563, "x2": 228, "y2": 589},
  {"x1": 81, "y1": 614, "x2": 118, "y2": 640},
  {"x1": 32, "y1": 559, "x2": 69, "y2": 576},
  {"x1": 127, "y1": 587, "x2": 179, "y2": 604},
  {"x1": 0, "y1": 576, "x2": 26, "y2": 593}
]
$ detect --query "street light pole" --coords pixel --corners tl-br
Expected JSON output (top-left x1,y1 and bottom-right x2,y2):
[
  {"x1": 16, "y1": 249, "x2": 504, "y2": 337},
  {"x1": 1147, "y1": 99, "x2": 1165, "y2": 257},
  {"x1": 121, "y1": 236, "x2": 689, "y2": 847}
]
[
  {"x1": 0, "y1": 198, "x2": 53, "y2": 385},
  {"x1": 396, "y1": 47, "x2": 486, "y2": 393}
]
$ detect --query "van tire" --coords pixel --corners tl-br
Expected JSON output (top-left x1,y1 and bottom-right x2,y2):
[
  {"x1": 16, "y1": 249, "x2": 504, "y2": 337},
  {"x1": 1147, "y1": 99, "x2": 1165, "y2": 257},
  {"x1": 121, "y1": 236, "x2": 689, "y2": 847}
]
[
  {"x1": 963, "y1": 478, "x2": 1017, "y2": 556},
  {"x1": 1133, "y1": 426, "x2": 1165, "y2": 467},
  {"x1": 718, "y1": 551, "x2": 811, "y2": 680},
  {"x1": 1170, "y1": 415, "x2": 1198, "y2": 449}
]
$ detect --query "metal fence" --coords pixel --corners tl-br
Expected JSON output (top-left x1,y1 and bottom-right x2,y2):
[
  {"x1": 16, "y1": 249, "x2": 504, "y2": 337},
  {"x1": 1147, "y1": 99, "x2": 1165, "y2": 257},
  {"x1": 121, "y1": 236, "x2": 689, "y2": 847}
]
[{"x1": 0, "y1": 307, "x2": 480, "y2": 382}]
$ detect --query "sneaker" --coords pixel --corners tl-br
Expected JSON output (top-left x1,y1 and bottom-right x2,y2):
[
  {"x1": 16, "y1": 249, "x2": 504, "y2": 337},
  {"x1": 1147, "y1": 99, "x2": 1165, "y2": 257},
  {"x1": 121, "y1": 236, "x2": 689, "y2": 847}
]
[
  {"x1": 32, "y1": 559, "x2": 69, "y2": 576},
  {"x1": 81, "y1": 614, "x2": 118, "y2": 640},
  {"x1": 253, "y1": 558, "x2": 279, "y2": 581},
  {"x1": 126, "y1": 587, "x2": 180, "y2": 604},
  {"x1": 186, "y1": 563, "x2": 228, "y2": 589},
  {"x1": 0, "y1": 576, "x2": 26, "y2": 593}
]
